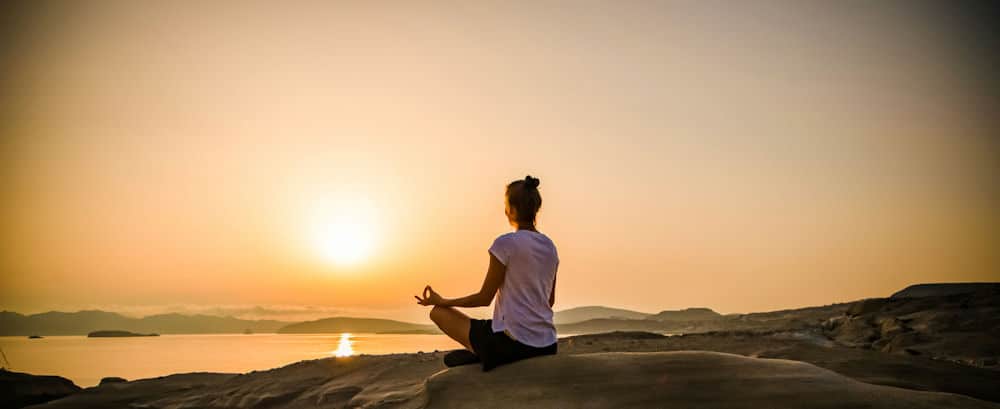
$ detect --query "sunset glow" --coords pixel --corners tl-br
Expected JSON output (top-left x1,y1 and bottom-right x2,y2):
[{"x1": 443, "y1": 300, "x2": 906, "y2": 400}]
[
  {"x1": 308, "y1": 197, "x2": 380, "y2": 267},
  {"x1": 0, "y1": 1, "x2": 996, "y2": 321}
]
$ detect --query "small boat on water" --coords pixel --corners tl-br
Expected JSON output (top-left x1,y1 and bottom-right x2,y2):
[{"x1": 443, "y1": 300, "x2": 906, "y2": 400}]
[{"x1": 28, "y1": 335, "x2": 43, "y2": 339}]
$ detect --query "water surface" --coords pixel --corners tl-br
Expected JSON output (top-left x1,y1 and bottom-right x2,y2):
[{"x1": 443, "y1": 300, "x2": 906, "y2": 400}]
[{"x1": 0, "y1": 333, "x2": 461, "y2": 387}]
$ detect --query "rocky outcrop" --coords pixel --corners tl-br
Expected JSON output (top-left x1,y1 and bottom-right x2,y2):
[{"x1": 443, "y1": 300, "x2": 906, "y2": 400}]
[
  {"x1": 0, "y1": 369, "x2": 81, "y2": 409},
  {"x1": 824, "y1": 287, "x2": 1000, "y2": 369}
]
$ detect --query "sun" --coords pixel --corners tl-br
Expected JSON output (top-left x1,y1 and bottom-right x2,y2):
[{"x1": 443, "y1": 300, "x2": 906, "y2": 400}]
[{"x1": 309, "y1": 197, "x2": 379, "y2": 266}]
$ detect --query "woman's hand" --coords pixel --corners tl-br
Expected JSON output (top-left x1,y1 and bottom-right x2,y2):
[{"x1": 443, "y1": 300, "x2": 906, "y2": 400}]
[{"x1": 414, "y1": 285, "x2": 443, "y2": 306}]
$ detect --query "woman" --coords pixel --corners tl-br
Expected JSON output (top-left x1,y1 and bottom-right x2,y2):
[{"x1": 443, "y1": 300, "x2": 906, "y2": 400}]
[{"x1": 415, "y1": 175, "x2": 559, "y2": 371}]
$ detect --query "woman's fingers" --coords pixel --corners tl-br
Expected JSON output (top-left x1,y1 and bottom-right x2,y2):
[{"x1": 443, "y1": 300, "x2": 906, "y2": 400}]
[{"x1": 414, "y1": 285, "x2": 436, "y2": 306}]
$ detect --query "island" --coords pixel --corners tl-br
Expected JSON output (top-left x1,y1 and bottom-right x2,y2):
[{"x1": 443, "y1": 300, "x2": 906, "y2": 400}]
[{"x1": 86, "y1": 330, "x2": 159, "y2": 338}]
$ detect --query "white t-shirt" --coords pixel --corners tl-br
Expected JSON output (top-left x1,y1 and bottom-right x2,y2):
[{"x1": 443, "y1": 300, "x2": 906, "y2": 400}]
[{"x1": 488, "y1": 230, "x2": 559, "y2": 347}]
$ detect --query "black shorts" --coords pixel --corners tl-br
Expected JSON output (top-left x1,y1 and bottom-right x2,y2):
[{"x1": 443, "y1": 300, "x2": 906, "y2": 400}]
[{"x1": 468, "y1": 319, "x2": 557, "y2": 371}]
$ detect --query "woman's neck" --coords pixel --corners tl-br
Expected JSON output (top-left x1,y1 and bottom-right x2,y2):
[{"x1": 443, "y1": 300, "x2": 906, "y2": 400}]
[{"x1": 515, "y1": 223, "x2": 537, "y2": 232}]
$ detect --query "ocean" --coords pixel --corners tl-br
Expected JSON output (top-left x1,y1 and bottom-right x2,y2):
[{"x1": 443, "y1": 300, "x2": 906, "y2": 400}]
[{"x1": 0, "y1": 333, "x2": 461, "y2": 387}]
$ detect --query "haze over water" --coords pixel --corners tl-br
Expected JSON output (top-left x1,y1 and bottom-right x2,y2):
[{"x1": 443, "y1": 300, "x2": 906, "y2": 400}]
[{"x1": 2, "y1": 1, "x2": 997, "y2": 322}]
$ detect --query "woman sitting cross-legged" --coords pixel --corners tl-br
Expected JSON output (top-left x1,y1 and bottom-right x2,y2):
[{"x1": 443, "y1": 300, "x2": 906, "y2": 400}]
[{"x1": 415, "y1": 175, "x2": 558, "y2": 371}]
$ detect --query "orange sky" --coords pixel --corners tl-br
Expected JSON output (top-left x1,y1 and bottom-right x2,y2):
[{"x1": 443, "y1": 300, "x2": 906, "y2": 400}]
[{"x1": 1, "y1": 1, "x2": 997, "y2": 322}]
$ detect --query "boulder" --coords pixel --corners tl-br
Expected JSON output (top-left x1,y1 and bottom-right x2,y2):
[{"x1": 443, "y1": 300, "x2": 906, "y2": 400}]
[{"x1": 426, "y1": 352, "x2": 996, "y2": 408}]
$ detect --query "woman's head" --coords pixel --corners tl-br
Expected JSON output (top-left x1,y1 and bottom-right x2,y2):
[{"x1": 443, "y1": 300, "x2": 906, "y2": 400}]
[{"x1": 505, "y1": 175, "x2": 542, "y2": 227}]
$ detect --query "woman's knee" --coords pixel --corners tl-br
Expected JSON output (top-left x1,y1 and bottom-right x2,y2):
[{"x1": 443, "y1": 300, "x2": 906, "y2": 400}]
[{"x1": 429, "y1": 305, "x2": 448, "y2": 323}]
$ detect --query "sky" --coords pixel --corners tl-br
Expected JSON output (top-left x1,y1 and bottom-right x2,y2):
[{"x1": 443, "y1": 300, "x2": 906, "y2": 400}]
[{"x1": 1, "y1": 1, "x2": 997, "y2": 322}]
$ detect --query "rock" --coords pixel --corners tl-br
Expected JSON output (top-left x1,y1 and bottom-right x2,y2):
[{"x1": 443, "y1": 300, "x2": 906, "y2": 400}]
[
  {"x1": 828, "y1": 316, "x2": 879, "y2": 347},
  {"x1": 99, "y1": 377, "x2": 127, "y2": 386},
  {"x1": 426, "y1": 352, "x2": 995, "y2": 408},
  {"x1": 881, "y1": 332, "x2": 926, "y2": 354},
  {"x1": 0, "y1": 368, "x2": 81, "y2": 408},
  {"x1": 876, "y1": 316, "x2": 908, "y2": 339},
  {"x1": 821, "y1": 316, "x2": 844, "y2": 331}
]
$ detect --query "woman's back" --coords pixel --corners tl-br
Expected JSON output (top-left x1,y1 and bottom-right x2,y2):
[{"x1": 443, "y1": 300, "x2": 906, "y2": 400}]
[{"x1": 489, "y1": 230, "x2": 559, "y2": 347}]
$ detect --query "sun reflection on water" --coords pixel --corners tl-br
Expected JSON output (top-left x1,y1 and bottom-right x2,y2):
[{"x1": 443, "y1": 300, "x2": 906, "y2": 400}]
[{"x1": 333, "y1": 333, "x2": 354, "y2": 357}]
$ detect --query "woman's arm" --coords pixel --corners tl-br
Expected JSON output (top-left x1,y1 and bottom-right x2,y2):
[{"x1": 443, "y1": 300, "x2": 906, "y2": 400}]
[
  {"x1": 415, "y1": 253, "x2": 506, "y2": 308},
  {"x1": 549, "y1": 269, "x2": 557, "y2": 308}
]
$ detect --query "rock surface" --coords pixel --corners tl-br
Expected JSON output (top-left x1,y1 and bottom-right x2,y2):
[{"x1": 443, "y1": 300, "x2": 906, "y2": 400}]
[
  {"x1": 428, "y1": 352, "x2": 996, "y2": 409},
  {"x1": 825, "y1": 287, "x2": 1000, "y2": 369}
]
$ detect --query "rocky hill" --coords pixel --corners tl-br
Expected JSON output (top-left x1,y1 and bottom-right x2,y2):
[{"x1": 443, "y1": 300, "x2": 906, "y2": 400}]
[
  {"x1": 555, "y1": 283, "x2": 1000, "y2": 372},
  {"x1": 891, "y1": 283, "x2": 1000, "y2": 299},
  {"x1": 553, "y1": 306, "x2": 650, "y2": 324},
  {"x1": 645, "y1": 307, "x2": 721, "y2": 322}
]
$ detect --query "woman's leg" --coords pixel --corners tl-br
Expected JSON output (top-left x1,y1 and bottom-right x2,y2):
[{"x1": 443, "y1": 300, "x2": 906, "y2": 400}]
[{"x1": 429, "y1": 305, "x2": 473, "y2": 351}]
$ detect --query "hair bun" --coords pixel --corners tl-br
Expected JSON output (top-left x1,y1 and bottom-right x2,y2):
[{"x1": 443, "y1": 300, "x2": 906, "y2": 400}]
[{"x1": 524, "y1": 175, "x2": 540, "y2": 189}]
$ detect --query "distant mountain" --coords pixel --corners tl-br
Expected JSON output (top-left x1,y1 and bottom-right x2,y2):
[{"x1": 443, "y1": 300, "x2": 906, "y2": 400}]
[
  {"x1": 558, "y1": 304, "x2": 852, "y2": 335},
  {"x1": 646, "y1": 307, "x2": 721, "y2": 322},
  {"x1": 558, "y1": 318, "x2": 670, "y2": 334},
  {"x1": 134, "y1": 313, "x2": 288, "y2": 334},
  {"x1": 0, "y1": 311, "x2": 289, "y2": 336},
  {"x1": 277, "y1": 317, "x2": 437, "y2": 334},
  {"x1": 554, "y1": 306, "x2": 650, "y2": 324},
  {"x1": 0, "y1": 310, "x2": 132, "y2": 336}
]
